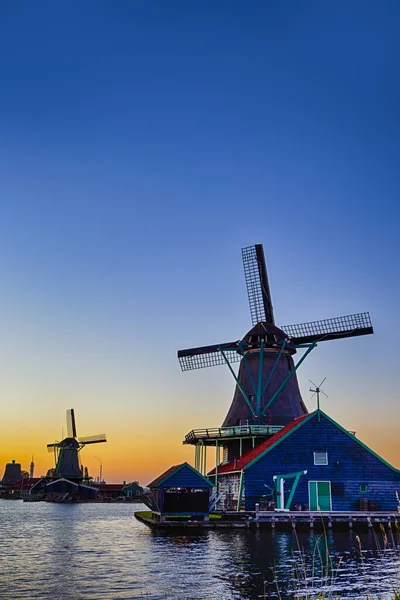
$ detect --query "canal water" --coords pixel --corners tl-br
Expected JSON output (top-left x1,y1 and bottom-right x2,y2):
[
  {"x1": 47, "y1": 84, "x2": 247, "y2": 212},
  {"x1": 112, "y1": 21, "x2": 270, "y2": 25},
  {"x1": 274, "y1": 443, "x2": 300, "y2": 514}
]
[{"x1": 0, "y1": 501, "x2": 399, "y2": 599}]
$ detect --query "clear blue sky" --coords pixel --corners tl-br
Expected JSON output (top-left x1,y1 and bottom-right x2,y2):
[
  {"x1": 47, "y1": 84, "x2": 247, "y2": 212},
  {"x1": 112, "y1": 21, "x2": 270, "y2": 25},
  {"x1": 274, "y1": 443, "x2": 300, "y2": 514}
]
[{"x1": 0, "y1": 1, "x2": 399, "y2": 480}]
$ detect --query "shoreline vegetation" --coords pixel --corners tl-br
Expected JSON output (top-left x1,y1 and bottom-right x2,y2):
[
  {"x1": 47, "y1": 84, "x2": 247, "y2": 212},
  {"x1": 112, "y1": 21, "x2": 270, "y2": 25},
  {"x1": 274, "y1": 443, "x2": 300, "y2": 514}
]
[{"x1": 266, "y1": 516, "x2": 400, "y2": 599}]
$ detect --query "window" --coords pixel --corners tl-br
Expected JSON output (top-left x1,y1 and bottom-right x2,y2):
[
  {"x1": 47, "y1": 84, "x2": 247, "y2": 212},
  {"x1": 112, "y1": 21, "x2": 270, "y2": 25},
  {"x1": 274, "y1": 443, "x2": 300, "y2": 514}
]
[
  {"x1": 314, "y1": 451, "x2": 328, "y2": 465},
  {"x1": 360, "y1": 484, "x2": 368, "y2": 493}
]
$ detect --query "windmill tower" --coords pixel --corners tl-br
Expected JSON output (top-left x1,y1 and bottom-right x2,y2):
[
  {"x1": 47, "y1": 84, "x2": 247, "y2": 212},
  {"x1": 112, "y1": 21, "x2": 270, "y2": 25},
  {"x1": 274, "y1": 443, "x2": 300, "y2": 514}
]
[
  {"x1": 178, "y1": 244, "x2": 373, "y2": 470},
  {"x1": 47, "y1": 409, "x2": 106, "y2": 481}
]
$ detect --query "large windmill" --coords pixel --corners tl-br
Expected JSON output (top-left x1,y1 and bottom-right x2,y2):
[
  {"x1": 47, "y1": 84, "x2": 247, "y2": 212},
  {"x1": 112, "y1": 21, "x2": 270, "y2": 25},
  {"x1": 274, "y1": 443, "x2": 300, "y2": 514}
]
[
  {"x1": 178, "y1": 244, "x2": 373, "y2": 471},
  {"x1": 47, "y1": 409, "x2": 106, "y2": 480}
]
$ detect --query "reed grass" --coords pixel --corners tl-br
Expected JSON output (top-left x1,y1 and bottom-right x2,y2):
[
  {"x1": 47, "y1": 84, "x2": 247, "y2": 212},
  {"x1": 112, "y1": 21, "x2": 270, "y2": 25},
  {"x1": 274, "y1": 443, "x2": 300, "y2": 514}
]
[{"x1": 265, "y1": 518, "x2": 400, "y2": 600}]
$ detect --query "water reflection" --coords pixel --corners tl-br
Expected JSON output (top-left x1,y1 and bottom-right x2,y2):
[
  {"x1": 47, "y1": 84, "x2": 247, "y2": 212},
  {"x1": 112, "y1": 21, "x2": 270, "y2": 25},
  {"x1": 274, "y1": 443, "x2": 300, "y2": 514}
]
[{"x1": 0, "y1": 501, "x2": 399, "y2": 599}]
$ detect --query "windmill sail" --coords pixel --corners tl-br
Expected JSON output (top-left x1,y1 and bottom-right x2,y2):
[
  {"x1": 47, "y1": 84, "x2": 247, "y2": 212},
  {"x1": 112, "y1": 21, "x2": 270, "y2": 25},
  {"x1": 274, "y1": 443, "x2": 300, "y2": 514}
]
[
  {"x1": 281, "y1": 313, "x2": 373, "y2": 345},
  {"x1": 66, "y1": 409, "x2": 77, "y2": 439},
  {"x1": 242, "y1": 244, "x2": 274, "y2": 325},
  {"x1": 78, "y1": 434, "x2": 107, "y2": 445},
  {"x1": 178, "y1": 342, "x2": 240, "y2": 371},
  {"x1": 47, "y1": 443, "x2": 60, "y2": 452}
]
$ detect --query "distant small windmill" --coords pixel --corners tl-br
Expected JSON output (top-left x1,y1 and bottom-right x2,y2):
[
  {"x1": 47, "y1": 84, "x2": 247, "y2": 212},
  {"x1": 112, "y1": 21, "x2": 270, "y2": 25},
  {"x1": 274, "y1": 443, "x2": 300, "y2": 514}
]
[
  {"x1": 309, "y1": 378, "x2": 328, "y2": 411},
  {"x1": 47, "y1": 409, "x2": 106, "y2": 480}
]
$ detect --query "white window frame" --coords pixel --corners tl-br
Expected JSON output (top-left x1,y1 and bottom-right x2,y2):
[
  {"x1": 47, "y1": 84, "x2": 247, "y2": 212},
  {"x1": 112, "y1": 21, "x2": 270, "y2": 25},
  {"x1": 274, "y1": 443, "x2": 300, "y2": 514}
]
[{"x1": 313, "y1": 451, "x2": 328, "y2": 466}]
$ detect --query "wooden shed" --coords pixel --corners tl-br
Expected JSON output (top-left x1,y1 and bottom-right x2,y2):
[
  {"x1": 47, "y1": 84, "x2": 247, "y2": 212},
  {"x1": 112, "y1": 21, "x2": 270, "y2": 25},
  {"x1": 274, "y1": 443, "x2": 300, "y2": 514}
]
[
  {"x1": 146, "y1": 463, "x2": 213, "y2": 522},
  {"x1": 209, "y1": 410, "x2": 400, "y2": 512},
  {"x1": 45, "y1": 478, "x2": 98, "y2": 500}
]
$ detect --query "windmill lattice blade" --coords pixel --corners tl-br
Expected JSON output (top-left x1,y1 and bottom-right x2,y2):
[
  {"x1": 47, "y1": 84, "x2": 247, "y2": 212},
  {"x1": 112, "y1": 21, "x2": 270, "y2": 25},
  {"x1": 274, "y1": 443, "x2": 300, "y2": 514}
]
[
  {"x1": 66, "y1": 409, "x2": 77, "y2": 439},
  {"x1": 321, "y1": 391, "x2": 328, "y2": 398},
  {"x1": 308, "y1": 380, "x2": 318, "y2": 388},
  {"x1": 318, "y1": 377, "x2": 327, "y2": 387},
  {"x1": 281, "y1": 313, "x2": 373, "y2": 345},
  {"x1": 78, "y1": 434, "x2": 107, "y2": 445},
  {"x1": 47, "y1": 443, "x2": 60, "y2": 452},
  {"x1": 178, "y1": 342, "x2": 240, "y2": 371},
  {"x1": 242, "y1": 244, "x2": 275, "y2": 325}
]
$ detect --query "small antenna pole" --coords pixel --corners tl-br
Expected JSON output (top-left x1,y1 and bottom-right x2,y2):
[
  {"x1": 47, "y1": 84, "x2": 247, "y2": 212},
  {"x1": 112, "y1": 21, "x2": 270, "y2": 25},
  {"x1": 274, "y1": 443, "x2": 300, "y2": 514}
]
[{"x1": 309, "y1": 378, "x2": 328, "y2": 421}]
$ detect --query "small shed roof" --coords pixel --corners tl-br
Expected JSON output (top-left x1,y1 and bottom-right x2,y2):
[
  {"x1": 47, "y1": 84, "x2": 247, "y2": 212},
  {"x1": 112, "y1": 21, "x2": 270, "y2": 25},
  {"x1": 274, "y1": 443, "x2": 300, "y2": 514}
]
[{"x1": 148, "y1": 462, "x2": 213, "y2": 488}]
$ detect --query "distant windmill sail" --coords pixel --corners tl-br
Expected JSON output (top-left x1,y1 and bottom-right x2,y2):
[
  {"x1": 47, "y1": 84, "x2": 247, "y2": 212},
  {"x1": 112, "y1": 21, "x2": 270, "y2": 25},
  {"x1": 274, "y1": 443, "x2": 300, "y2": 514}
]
[
  {"x1": 66, "y1": 409, "x2": 77, "y2": 439},
  {"x1": 78, "y1": 434, "x2": 107, "y2": 445}
]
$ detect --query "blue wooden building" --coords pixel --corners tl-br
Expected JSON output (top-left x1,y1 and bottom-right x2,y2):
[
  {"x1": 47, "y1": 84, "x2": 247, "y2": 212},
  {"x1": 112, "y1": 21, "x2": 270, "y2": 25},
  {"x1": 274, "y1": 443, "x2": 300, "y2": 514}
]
[
  {"x1": 209, "y1": 410, "x2": 400, "y2": 512},
  {"x1": 145, "y1": 462, "x2": 213, "y2": 522}
]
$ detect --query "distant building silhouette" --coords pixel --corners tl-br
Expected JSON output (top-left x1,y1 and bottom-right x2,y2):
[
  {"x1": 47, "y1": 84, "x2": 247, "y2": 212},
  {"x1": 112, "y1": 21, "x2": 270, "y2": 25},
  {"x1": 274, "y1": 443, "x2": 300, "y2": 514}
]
[
  {"x1": 29, "y1": 456, "x2": 35, "y2": 479},
  {"x1": 1, "y1": 460, "x2": 22, "y2": 485}
]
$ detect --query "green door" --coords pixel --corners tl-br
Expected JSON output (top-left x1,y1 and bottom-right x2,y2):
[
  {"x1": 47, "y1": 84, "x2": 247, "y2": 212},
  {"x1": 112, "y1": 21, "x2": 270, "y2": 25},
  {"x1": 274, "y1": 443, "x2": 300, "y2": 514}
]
[
  {"x1": 309, "y1": 481, "x2": 331, "y2": 511},
  {"x1": 309, "y1": 482, "x2": 318, "y2": 510}
]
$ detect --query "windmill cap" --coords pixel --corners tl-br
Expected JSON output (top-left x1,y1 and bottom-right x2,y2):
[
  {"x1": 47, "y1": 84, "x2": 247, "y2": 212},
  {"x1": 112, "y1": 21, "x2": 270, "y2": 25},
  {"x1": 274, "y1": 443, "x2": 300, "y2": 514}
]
[
  {"x1": 59, "y1": 437, "x2": 80, "y2": 447},
  {"x1": 241, "y1": 322, "x2": 296, "y2": 353}
]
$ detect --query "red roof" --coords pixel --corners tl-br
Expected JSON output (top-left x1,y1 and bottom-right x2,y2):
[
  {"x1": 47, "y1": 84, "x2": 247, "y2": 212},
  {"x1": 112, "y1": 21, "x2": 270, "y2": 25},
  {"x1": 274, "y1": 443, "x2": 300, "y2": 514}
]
[
  {"x1": 208, "y1": 415, "x2": 310, "y2": 475},
  {"x1": 91, "y1": 483, "x2": 124, "y2": 492},
  {"x1": 11, "y1": 478, "x2": 41, "y2": 491},
  {"x1": 147, "y1": 464, "x2": 184, "y2": 488}
]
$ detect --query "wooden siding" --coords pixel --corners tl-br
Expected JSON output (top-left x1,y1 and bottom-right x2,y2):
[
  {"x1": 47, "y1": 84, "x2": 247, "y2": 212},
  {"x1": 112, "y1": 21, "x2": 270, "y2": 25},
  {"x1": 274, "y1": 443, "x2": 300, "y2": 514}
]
[
  {"x1": 243, "y1": 412, "x2": 400, "y2": 511},
  {"x1": 222, "y1": 351, "x2": 307, "y2": 427},
  {"x1": 217, "y1": 473, "x2": 242, "y2": 510}
]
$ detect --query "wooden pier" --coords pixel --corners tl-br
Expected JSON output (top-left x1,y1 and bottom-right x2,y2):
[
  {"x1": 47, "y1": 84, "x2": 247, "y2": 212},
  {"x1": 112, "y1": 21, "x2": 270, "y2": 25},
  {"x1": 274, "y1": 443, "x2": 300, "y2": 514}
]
[
  {"x1": 241, "y1": 509, "x2": 400, "y2": 530},
  {"x1": 135, "y1": 509, "x2": 399, "y2": 531}
]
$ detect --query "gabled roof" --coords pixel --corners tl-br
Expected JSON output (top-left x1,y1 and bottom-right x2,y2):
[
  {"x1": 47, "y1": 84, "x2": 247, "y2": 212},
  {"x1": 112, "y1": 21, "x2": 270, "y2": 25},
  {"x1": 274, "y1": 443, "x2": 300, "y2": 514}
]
[
  {"x1": 148, "y1": 464, "x2": 182, "y2": 488},
  {"x1": 46, "y1": 477, "x2": 79, "y2": 488},
  {"x1": 319, "y1": 411, "x2": 400, "y2": 474},
  {"x1": 208, "y1": 410, "x2": 400, "y2": 475},
  {"x1": 45, "y1": 478, "x2": 97, "y2": 491},
  {"x1": 208, "y1": 414, "x2": 311, "y2": 475},
  {"x1": 148, "y1": 462, "x2": 213, "y2": 488}
]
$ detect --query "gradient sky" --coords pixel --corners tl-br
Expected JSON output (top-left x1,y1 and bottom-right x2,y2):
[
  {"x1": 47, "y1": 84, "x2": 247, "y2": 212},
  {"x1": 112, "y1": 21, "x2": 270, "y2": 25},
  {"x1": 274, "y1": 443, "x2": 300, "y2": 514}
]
[{"x1": 0, "y1": 1, "x2": 399, "y2": 484}]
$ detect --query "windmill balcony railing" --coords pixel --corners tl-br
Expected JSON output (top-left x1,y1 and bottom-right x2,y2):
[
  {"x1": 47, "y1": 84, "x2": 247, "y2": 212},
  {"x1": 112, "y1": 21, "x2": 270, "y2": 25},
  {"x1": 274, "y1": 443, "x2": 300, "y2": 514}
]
[{"x1": 184, "y1": 424, "x2": 284, "y2": 444}]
